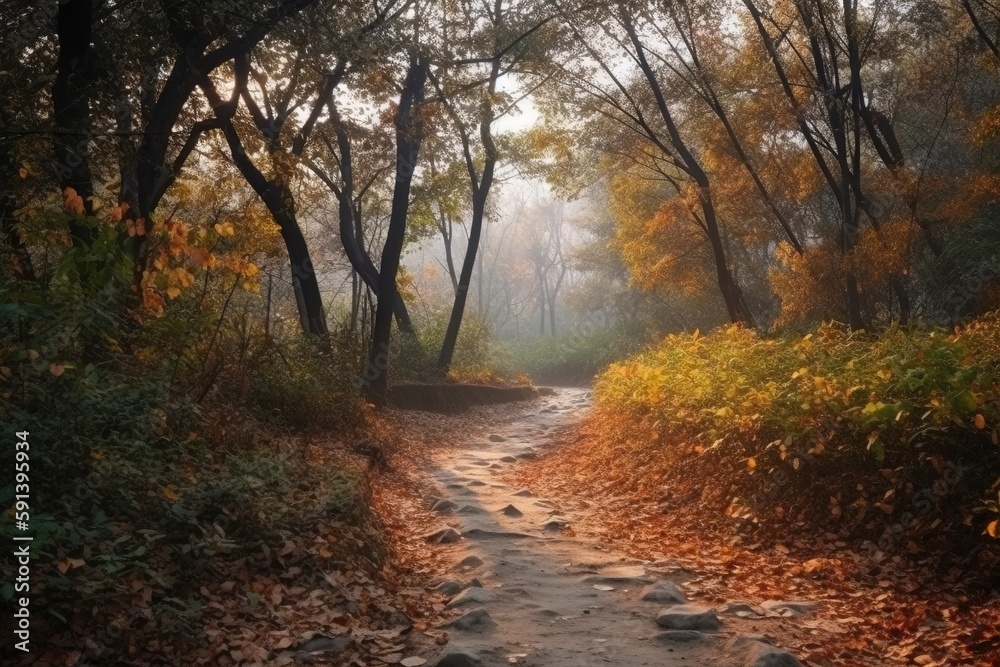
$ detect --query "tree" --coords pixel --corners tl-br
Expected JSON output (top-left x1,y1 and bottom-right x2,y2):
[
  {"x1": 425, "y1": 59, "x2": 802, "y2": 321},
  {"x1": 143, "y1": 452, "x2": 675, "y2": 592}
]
[
  {"x1": 364, "y1": 55, "x2": 429, "y2": 402},
  {"x1": 544, "y1": 0, "x2": 757, "y2": 326},
  {"x1": 432, "y1": 0, "x2": 554, "y2": 371}
]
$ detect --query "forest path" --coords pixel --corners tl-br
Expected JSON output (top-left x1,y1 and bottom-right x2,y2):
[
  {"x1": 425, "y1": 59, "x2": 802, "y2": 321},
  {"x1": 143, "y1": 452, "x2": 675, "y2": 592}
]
[{"x1": 414, "y1": 387, "x2": 805, "y2": 667}]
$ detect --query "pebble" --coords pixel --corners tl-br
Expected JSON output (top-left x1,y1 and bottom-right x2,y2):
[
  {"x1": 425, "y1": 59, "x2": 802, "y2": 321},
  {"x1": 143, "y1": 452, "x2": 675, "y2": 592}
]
[
  {"x1": 432, "y1": 499, "x2": 459, "y2": 513},
  {"x1": 438, "y1": 608, "x2": 495, "y2": 632},
  {"x1": 501, "y1": 504, "x2": 523, "y2": 517},
  {"x1": 741, "y1": 639, "x2": 804, "y2": 667},
  {"x1": 653, "y1": 630, "x2": 715, "y2": 643},
  {"x1": 293, "y1": 634, "x2": 352, "y2": 654},
  {"x1": 655, "y1": 605, "x2": 722, "y2": 631},
  {"x1": 434, "y1": 651, "x2": 482, "y2": 666},
  {"x1": 640, "y1": 581, "x2": 687, "y2": 604},
  {"x1": 423, "y1": 527, "x2": 462, "y2": 544},
  {"x1": 717, "y1": 602, "x2": 766, "y2": 617},
  {"x1": 760, "y1": 600, "x2": 819, "y2": 618},
  {"x1": 455, "y1": 555, "x2": 484, "y2": 570},
  {"x1": 433, "y1": 580, "x2": 464, "y2": 596},
  {"x1": 447, "y1": 587, "x2": 497, "y2": 608}
]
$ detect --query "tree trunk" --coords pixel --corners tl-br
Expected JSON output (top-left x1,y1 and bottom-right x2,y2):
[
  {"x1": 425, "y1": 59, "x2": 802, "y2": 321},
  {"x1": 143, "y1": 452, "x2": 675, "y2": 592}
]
[
  {"x1": 323, "y1": 100, "x2": 418, "y2": 336},
  {"x1": 437, "y1": 189, "x2": 491, "y2": 370},
  {"x1": 435, "y1": 52, "x2": 501, "y2": 372},
  {"x1": 0, "y1": 111, "x2": 34, "y2": 281},
  {"x1": 52, "y1": 0, "x2": 96, "y2": 250},
  {"x1": 621, "y1": 9, "x2": 755, "y2": 327},
  {"x1": 218, "y1": 119, "x2": 328, "y2": 334},
  {"x1": 364, "y1": 57, "x2": 427, "y2": 403}
]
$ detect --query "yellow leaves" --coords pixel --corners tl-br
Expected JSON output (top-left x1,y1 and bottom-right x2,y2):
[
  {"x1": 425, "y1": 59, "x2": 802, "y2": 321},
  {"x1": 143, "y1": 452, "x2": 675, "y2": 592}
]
[
  {"x1": 49, "y1": 362, "x2": 65, "y2": 377},
  {"x1": 747, "y1": 457, "x2": 757, "y2": 470},
  {"x1": 986, "y1": 520, "x2": 999, "y2": 539},
  {"x1": 214, "y1": 221, "x2": 236, "y2": 238},
  {"x1": 161, "y1": 487, "x2": 180, "y2": 502},
  {"x1": 90, "y1": 450, "x2": 104, "y2": 461},
  {"x1": 975, "y1": 414, "x2": 987, "y2": 430},
  {"x1": 169, "y1": 267, "x2": 196, "y2": 289},
  {"x1": 166, "y1": 287, "x2": 181, "y2": 300},
  {"x1": 109, "y1": 204, "x2": 124, "y2": 223},
  {"x1": 876, "y1": 368, "x2": 892, "y2": 381}
]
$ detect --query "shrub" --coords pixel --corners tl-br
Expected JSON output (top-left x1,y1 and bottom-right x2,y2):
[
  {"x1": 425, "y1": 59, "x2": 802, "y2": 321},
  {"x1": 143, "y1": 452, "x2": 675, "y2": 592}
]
[{"x1": 590, "y1": 315, "x2": 1000, "y2": 541}]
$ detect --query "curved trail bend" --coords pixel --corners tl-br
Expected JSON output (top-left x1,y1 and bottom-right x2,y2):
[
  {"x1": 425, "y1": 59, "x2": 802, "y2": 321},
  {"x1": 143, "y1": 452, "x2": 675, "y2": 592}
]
[{"x1": 418, "y1": 387, "x2": 805, "y2": 667}]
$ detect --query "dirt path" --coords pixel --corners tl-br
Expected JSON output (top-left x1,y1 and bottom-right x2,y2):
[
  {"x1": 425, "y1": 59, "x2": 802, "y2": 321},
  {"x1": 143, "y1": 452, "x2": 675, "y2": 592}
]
[{"x1": 414, "y1": 388, "x2": 808, "y2": 667}]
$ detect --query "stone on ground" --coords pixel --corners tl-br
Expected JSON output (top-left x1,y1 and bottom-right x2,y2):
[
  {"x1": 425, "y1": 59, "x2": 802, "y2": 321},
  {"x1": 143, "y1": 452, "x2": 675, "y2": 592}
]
[
  {"x1": 434, "y1": 650, "x2": 482, "y2": 666},
  {"x1": 424, "y1": 527, "x2": 462, "y2": 544},
  {"x1": 718, "y1": 602, "x2": 767, "y2": 617},
  {"x1": 501, "y1": 504, "x2": 523, "y2": 517},
  {"x1": 432, "y1": 499, "x2": 458, "y2": 513},
  {"x1": 488, "y1": 434, "x2": 505, "y2": 442},
  {"x1": 655, "y1": 604, "x2": 722, "y2": 631},
  {"x1": 438, "y1": 608, "x2": 495, "y2": 632},
  {"x1": 760, "y1": 600, "x2": 819, "y2": 617},
  {"x1": 584, "y1": 566, "x2": 654, "y2": 586},
  {"x1": 739, "y1": 638, "x2": 804, "y2": 667},
  {"x1": 433, "y1": 580, "x2": 464, "y2": 596},
  {"x1": 446, "y1": 586, "x2": 497, "y2": 608},
  {"x1": 512, "y1": 488, "x2": 533, "y2": 497},
  {"x1": 640, "y1": 580, "x2": 687, "y2": 603},
  {"x1": 653, "y1": 630, "x2": 716, "y2": 643},
  {"x1": 540, "y1": 517, "x2": 568, "y2": 530},
  {"x1": 293, "y1": 634, "x2": 352, "y2": 654},
  {"x1": 454, "y1": 555, "x2": 484, "y2": 570}
]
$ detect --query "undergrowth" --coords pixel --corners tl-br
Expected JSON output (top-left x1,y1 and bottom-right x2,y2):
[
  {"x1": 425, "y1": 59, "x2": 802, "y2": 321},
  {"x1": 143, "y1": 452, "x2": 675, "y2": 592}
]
[
  {"x1": 0, "y1": 264, "x2": 378, "y2": 658},
  {"x1": 586, "y1": 315, "x2": 1000, "y2": 565}
]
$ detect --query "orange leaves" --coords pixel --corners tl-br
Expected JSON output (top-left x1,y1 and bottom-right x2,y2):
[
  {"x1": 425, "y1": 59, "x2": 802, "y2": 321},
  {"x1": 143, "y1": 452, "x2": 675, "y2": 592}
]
[
  {"x1": 142, "y1": 288, "x2": 165, "y2": 316},
  {"x1": 188, "y1": 246, "x2": 217, "y2": 270},
  {"x1": 136, "y1": 212, "x2": 260, "y2": 315},
  {"x1": 57, "y1": 557, "x2": 86, "y2": 574},
  {"x1": 125, "y1": 218, "x2": 146, "y2": 237},
  {"x1": 62, "y1": 187, "x2": 86, "y2": 216}
]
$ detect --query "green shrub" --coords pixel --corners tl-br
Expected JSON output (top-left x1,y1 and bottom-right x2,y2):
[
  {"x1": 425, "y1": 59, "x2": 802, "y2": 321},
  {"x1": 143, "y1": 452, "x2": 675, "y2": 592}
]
[{"x1": 590, "y1": 315, "x2": 1000, "y2": 537}]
